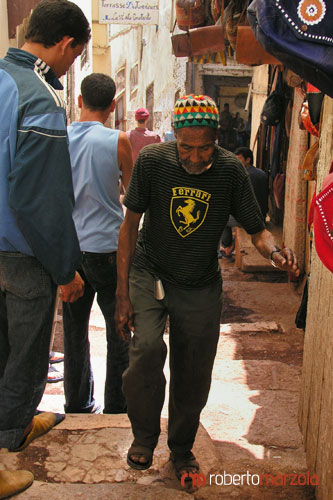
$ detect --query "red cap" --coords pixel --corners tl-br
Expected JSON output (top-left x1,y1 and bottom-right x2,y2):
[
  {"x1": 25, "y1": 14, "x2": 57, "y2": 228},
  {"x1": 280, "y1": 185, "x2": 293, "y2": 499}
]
[
  {"x1": 314, "y1": 163, "x2": 333, "y2": 273},
  {"x1": 135, "y1": 107, "x2": 149, "y2": 120}
]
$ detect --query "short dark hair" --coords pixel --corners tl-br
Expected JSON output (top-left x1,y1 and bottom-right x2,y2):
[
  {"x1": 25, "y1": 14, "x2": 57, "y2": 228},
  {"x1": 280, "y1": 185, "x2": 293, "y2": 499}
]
[
  {"x1": 137, "y1": 119, "x2": 146, "y2": 124},
  {"x1": 25, "y1": 0, "x2": 91, "y2": 48},
  {"x1": 234, "y1": 146, "x2": 253, "y2": 164},
  {"x1": 81, "y1": 74, "x2": 116, "y2": 111}
]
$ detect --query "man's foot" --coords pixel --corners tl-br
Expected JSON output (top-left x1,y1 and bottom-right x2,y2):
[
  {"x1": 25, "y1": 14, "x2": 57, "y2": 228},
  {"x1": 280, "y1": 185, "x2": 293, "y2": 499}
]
[
  {"x1": 49, "y1": 351, "x2": 64, "y2": 364},
  {"x1": 64, "y1": 404, "x2": 102, "y2": 414},
  {"x1": 9, "y1": 412, "x2": 65, "y2": 452},
  {"x1": 170, "y1": 451, "x2": 199, "y2": 481},
  {"x1": 219, "y1": 244, "x2": 234, "y2": 258},
  {"x1": 0, "y1": 470, "x2": 34, "y2": 499},
  {"x1": 47, "y1": 365, "x2": 64, "y2": 383},
  {"x1": 127, "y1": 443, "x2": 153, "y2": 470}
]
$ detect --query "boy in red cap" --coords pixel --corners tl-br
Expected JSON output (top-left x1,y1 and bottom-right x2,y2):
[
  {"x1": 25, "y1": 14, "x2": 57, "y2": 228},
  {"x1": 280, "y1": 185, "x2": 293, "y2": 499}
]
[{"x1": 127, "y1": 107, "x2": 161, "y2": 163}]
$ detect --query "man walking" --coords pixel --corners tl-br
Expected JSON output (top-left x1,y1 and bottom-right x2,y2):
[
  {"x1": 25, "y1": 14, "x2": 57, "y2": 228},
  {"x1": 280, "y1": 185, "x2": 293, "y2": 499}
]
[
  {"x1": 219, "y1": 146, "x2": 269, "y2": 257},
  {"x1": 63, "y1": 74, "x2": 133, "y2": 415},
  {"x1": 127, "y1": 107, "x2": 161, "y2": 163},
  {"x1": 115, "y1": 94, "x2": 299, "y2": 482},
  {"x1": 0, "y1": 0, "x2": 89, "y2": 464},
  {"x1": 235, "y1": 146, "x2": 268, "y2": 220}
]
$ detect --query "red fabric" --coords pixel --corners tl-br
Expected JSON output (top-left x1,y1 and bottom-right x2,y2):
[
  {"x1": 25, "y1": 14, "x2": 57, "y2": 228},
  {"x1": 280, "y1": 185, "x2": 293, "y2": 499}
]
[
  {"x1": 301, "y1": 100, "x2": 319, "y2": 137},
  {"x1": 313, "y1": 162, "x2": 333, "y2": 273},
  {"x1": 308, "y1": 186, "x2": 316, "y2": 229}
]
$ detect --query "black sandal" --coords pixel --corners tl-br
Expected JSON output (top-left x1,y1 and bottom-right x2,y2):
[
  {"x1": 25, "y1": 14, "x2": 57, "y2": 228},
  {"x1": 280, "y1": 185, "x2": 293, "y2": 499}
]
[
  {"x1": 127, "y1": 443, "x2": 153, "y2": 470},
  {"x1": 170, "y1": 451, "x2": 199, "y2": 480}
]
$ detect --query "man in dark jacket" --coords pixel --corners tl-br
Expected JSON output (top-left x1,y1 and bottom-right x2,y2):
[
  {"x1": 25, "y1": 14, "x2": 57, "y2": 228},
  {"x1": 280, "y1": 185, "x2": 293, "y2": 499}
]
[
  {"x1": 0, "y1": 2, "x2": 90, "y2": 487},
  {"x1": 219, "y1": 146, "x2": 269, "y2": 257}
]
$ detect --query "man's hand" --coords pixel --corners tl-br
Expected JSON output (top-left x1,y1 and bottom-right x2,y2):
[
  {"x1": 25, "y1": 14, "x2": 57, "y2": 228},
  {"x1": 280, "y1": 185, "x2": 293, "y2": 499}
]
[
  {"x1": 271, "y1": 248, "x2": 300, "y2": 276},
  {"x1": 115, "y1": 294, "x2": 134, "y2": 342},
  {"x1": 59, "y1": 271, "x2": 84, "y2": 302},
  {"x1": 251, "y1": 230, "x2": 300, "y2": 277}
]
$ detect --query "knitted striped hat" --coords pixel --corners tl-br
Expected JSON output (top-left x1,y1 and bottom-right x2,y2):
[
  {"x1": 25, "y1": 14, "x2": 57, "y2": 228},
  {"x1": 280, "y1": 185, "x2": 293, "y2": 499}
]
[{"x1": 174, "y1": 94, "x2": 219, "y2": 130}]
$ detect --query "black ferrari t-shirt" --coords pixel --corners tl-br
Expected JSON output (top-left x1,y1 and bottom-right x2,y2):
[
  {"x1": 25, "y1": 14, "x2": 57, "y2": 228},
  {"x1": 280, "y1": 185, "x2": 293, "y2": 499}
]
[{"x1": 124, "y1": 141, "x2": 264, "y2": 288}]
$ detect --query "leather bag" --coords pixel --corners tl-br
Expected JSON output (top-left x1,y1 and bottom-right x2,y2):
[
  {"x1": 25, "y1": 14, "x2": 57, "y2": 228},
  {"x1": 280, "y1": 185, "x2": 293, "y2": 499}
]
[
  {"x1": 236, "y1": 26, "x2": 280, "y2": 65},
  {"x1": 175, "y1": 0, "x2": 205, "y2": 31},
  {"x1": 224, "y1": 0, "x2": 248, "y2": 50},
  {"x1": 247, "y1": 0, "x2": 333, "y2": 97},
  {"x1": 172, "y1": 25, "x2": 225, "y2": 57}
]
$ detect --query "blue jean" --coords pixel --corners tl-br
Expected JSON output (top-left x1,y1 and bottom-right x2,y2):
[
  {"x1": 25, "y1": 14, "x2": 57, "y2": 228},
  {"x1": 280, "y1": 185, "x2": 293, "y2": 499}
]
[
  {"x1": 0, "y1": 252, "x2": 57, "y2": 449},
  {"x1": 63, "y1": 252, "x2": 129, "y2": 414}
]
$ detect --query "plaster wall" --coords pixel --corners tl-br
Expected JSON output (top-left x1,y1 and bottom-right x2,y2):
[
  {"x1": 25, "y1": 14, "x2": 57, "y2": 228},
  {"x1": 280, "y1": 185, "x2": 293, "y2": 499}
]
[
  {"x1": 70, "y1": 0, "x2": 93, "y2": 113},
  {"x1": 299, "y1": 97, "x2": 333, "y2": 500},
  {"x1": 250, "y1": 65, "x2": 269, "y2": 151},
  {"x1": 282, "y1": 89, "x2": 308, "y2": 274},
  {"x1": 95, "y1": 0, "x2": 186, "y2": 136}
]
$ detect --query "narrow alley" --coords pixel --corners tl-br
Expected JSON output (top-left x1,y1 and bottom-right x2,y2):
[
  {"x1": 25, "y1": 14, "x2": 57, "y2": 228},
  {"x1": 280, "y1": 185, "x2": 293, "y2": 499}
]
[{"x1": 0, "y1": 235, "x2": 316, "y2": 499}]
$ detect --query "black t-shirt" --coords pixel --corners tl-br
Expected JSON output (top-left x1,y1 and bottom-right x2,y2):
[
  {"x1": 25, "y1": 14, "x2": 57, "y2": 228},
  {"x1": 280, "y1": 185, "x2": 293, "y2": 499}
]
[{"x1": 124, "y1": 141, "x2": 265, "y2": 288}]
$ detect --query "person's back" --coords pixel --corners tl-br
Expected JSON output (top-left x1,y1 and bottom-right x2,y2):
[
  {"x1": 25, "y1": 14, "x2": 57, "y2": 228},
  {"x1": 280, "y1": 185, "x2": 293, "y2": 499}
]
[
  {"x1": 127, "y1": 107, "x2": 161, "y2": 163},
  {"x1": 63, "y1": 73, "x2": 133, "y2": 415},
  {"x1": 69, "y1": 123, "x2": 123, "y2": 251},
  {"x1": 235, "y1": 146, "x2": 268, "y2": 219},
  {"x1": 248, "y1": 165, "x2": 269, "y2": 219}
]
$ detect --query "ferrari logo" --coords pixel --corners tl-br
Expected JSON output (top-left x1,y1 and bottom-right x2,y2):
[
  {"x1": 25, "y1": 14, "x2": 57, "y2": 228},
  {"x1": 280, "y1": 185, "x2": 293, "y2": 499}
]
[{"x1": 170, "y1": 187, "x2": 211, "y2": 238}]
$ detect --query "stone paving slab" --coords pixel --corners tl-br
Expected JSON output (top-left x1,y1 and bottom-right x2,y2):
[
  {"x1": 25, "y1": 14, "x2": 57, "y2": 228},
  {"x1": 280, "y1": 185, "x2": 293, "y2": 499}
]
[
  {"x1": 0, "y1": 416, "x2": 220, "y2": 495},
  {"x1": 241, "y1": 248, "x2": 283, "y2": 273},
  {"x1": 220, "y1": 321, "x2": 285, "y2": 334}
]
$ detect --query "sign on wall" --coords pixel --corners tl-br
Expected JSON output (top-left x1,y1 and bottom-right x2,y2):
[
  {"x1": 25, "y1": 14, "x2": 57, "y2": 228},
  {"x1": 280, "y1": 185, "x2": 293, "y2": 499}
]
[{"x1": 99, "y1": 1, "x2": 159, "y2": 25}]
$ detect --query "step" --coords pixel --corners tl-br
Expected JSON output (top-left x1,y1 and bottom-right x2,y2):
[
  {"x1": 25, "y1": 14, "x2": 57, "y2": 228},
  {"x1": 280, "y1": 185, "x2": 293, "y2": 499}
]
[{"x1": 0, "y1": 415, "x2": 220, "y2": 497}]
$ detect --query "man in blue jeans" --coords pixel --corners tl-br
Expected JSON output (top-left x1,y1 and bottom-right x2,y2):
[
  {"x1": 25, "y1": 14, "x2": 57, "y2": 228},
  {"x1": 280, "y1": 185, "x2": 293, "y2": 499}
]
[
  {"x1": 0, "y1": 0, "x2": 89, "y2": 477},
  {"x1": 63, "y1": 73, "x2": 133, "y2": 414}
]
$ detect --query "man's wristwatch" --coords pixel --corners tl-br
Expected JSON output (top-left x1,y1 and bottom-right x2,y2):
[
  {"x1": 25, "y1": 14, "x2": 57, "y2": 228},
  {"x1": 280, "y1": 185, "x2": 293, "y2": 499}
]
[{"x1": 270, "y1": 248, "x2": 281, "y2": 268}]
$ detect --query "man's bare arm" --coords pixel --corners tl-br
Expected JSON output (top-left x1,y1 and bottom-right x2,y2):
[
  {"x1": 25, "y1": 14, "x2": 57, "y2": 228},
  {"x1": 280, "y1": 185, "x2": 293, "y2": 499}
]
[
  {"x1": 115, "y1": 209, "x2": 142, "y2": 340},
  {"x1": 118, "y1": 131, "x2": 133, "y2": 191},
  {"x1": 251, "y1": 229, "x2": 300, "y2": 276}
]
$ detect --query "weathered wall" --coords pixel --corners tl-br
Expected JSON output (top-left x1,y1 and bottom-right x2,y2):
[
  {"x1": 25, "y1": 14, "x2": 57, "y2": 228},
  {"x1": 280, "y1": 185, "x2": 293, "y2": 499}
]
[
  {"x1": 299, "y1": 96, "x2": 333, "y2": 500},
  {"x1": 96, "y1": 0, "x2": 186, "y2": 136},
  {"x1": 6, "y1": 0, "x2": 39, "y2": 38},
  {"x1": 283, "y1": 89, "x2": 308, "y2": 274},
  {"x1": 92, "y1": 0, "x2": 110, "y2": 77},
  {"x1": 250, "y1": 65, "x2": 269, "y2": 152}
]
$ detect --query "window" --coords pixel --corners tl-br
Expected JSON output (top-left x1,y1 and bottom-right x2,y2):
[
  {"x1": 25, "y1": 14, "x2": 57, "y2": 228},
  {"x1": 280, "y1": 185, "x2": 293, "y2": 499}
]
[
  {"x1": 115, "y1": 67, "x2": 126, "y2": 95},
  {"x1": 130, "y1": 63, "x2": 139, "y2": 96},
  {"x1": 115, "y1": 94, "x2": 126, "y2": 131}
]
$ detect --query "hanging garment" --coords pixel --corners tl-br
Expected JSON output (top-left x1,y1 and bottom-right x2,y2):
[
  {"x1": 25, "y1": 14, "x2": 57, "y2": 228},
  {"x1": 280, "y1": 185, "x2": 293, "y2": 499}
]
[{"x1": 247, "y1": 0, "x2": 333, "y2": 97}]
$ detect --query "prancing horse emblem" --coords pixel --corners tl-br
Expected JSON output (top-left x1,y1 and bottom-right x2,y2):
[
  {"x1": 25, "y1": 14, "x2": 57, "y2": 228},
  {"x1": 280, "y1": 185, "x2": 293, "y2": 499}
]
[
  {"x1": 170, "y1": 187, "x2": 210, "y2": 238},
  {"x1": 176, "y1": 199, "x2": 200, "y2": 228}
]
